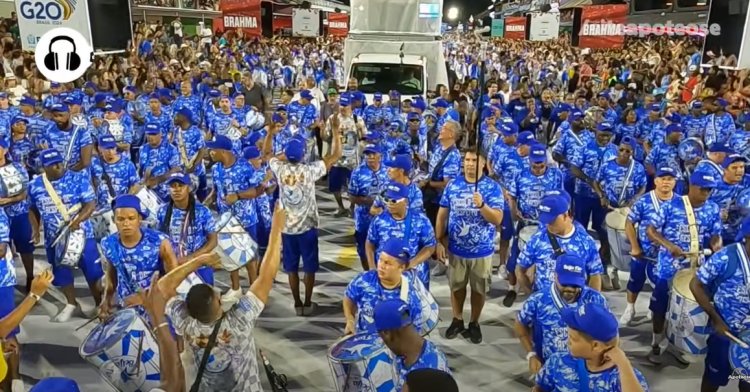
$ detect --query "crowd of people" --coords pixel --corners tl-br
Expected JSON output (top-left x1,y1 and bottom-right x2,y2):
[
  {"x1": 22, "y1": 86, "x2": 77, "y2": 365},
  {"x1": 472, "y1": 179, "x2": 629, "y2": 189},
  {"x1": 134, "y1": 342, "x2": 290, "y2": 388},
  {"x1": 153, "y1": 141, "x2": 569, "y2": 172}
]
[{"x1": 0, "y1": 15, "x2": 748, "y2": 392}]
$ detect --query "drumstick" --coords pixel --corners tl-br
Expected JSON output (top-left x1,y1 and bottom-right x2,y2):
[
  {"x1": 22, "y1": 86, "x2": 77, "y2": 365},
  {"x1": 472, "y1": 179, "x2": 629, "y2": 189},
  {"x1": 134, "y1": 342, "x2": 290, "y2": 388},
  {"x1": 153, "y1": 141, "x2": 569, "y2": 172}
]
[
  {"x1": 75, "y1": 314, "x2": 100, "y2": 331},
  {"x1": 725, "y1": 331, "x2": 750, "y2": 349},
  {"x1": 133, "y1": 333, "x2": 144, "y2": 376}
]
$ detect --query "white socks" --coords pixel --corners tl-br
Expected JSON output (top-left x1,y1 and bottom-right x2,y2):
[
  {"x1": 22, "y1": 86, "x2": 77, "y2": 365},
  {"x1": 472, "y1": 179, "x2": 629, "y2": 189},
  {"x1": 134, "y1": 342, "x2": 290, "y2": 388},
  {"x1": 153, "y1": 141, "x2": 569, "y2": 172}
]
[
  {"x1": 652, "y1": 332, "x2": 664, "y2": 347},
  {"x1": 624, "y1": 303, "x2": 635, "y2": 313}
]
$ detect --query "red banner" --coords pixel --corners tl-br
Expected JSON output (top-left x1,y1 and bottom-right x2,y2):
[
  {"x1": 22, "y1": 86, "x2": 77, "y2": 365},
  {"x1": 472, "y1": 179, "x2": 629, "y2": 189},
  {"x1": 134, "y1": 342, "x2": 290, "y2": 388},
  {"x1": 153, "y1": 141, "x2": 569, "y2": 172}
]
[
  {"x1": 504, "y1": 17, "x2": 527, "y2": 40},
  {"x1": 273, "y1": 16, "x2": 292, "y2": 31},
  {"x1": 217, "y1": 0, "x2": 262, "y2": 36},
  {"x1": 578, "y1": 4, "x2": 628, "y2": 49},
  {"x1": 327, "y1": 12, "x2": 349, "y2": 37}
]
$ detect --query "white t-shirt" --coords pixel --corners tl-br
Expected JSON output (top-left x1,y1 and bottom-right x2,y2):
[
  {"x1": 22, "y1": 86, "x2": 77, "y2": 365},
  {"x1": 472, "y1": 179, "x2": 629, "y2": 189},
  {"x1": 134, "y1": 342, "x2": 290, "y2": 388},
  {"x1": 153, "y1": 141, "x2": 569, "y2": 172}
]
[
  {"x1": 269, "y1": 158, "x2": 326, "y2": 234},
  {"x1": 172, "y1": 20, "x2": 183, "y2": 37},
  {"x1": 200, "y1": 27, "x2": 212, "y2": 45}
]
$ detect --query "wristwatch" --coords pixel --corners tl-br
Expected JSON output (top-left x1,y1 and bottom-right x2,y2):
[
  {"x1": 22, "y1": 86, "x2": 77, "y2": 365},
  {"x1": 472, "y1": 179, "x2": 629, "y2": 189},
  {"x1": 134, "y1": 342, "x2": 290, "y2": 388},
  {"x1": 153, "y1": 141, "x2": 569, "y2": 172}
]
[
  {"x1": 526, "y1": 351, "x2": 537, "y2": 361},
  {"x1": 29, "y1": 293, "x2": 41, "y2": 302}
]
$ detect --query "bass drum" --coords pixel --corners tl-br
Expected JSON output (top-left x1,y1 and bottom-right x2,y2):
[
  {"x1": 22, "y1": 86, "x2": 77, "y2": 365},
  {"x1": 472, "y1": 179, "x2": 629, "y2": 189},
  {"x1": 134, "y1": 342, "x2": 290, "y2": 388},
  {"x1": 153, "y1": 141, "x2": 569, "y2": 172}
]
[{"x1": 667, "y1": 268, "x2": 710, "y2": 355}]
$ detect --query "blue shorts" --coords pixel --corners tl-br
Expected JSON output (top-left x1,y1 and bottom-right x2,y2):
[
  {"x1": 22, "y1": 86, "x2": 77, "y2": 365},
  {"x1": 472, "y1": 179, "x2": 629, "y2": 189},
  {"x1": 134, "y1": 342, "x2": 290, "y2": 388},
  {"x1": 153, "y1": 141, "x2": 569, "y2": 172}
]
[
  {"x1": 282, "y1": 229, "x2": 320, "y2": 274},
  {"x1": 500, "y1": 204, "x2": 514, "y2": 241},
  {"x1": 626, "y1": 257, "x2": 656, "y2": 293},
  {"x1": 0, "y1": 286, "x2": 19, "y2": 338},
  {"x1": 45, "y1": 238, "x2": 104, "y2": 287},
  {"x1": 328, "y1": 167, "x2": 351, "y2": 193},
  {"x1": 195, "y1": 266, "x2": 214, "y2": 286},
  {"x1": 649, "y1": 278, "x2": 671, "y2": 316},
  {"x1": 9, "y1": 213, "x2": 35, "y2": 254},
  {"x1": 704, "y1": 333, "x2": 750, "y2": 387}
]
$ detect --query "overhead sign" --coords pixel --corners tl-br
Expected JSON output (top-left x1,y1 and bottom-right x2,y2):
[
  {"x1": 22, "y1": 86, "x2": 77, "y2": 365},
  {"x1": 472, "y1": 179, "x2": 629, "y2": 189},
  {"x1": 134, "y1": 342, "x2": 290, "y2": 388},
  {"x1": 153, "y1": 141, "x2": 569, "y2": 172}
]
[
  {"x1": 217, "y1": 0, "x2": 261, "y2": 36},
  {"x1": 578, "y1": 4, "x2": 628, "y2": 49},
  {"x1": 504, "y1": 16, "x2": 527, "y2": 40},
  {"x1": 16, "y1": 0, "x2": 93, "y2": 51},
  {"x1": 327, "y1": 12, "x2": 349, "y2": 37},
  {"x1": 529, "y1": 12, "x2": 560, "y2": 41},
  {"x1": 491, "y1": 19, "x2": 504, "y2": 37},
  {"x1": 293, "y1": 8, "x2": 320, "y2": 37}
]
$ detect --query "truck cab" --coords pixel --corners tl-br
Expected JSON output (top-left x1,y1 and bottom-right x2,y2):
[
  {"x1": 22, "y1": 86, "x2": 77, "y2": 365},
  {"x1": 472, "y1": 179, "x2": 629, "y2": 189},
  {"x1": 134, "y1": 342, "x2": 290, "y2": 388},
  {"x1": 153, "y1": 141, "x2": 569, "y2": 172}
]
[{"x1": 348, "y1": 53, "x2": 428, "y2": 104}]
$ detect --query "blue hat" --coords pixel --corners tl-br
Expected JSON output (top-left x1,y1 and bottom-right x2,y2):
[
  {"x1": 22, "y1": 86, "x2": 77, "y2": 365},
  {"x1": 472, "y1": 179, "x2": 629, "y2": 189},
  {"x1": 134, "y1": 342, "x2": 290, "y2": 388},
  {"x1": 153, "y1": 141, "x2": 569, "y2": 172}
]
[
  {"x1": 243, "y1": 146, "x2": 261, "y2": 160},
  {"x1": 95, "y1": 93, "x2": 109, "y2": 103},
  {"x1": 272, "y1": 113, "x2": 284, "y2": 123},
  {"x1": 620, "y1": 136, "x2": 636, "y2": 150},
  {"x1": 158, "y1": 88, "x2": 172, "y2": 99},
  {"x1": 40, "y1": 149, "x2": 63, "y2": 167},
  {"x1": 385, "y1": 154, "x2": 412, "y2": 172},
  {"x1": 666, "y1": 112, "x2": 682, "y2": 123},
  {"x1": 562, "y1": 302, "x2": 619, "y2": 342},
  {"x1": 122, "y1": 85, "x2": 136, "y2": 93},
  {"x1": 30, "y1": 377, "x2": 80, "y2": 392},
  {"x1": 381, "y1": 238, "x2": 410, "y2": 264},
  {"x1": 407, "y1": 112, "x2": 421, "y2": 121},
  {"x1": 219, "y1": 94, "x2": 230, "y2": 101},
  {"x1": 558, "y1": 103, "x2": 572, "y2": 112},
  {"x1": 665, "y1": 123, "x2": 683, "y2": 135},
  {"x1": 716, "y1": 98, "x2": 729, "y2": 108},
  {"x1": 246, "y1": 131, "x2": 263, "y2": 146},
  {"x1": 690, "y1": 171, "x2": 719, "y2": 188},
  {"x1": 529, "y1": 144, "x2": 547, "y2": 164},
  {"x1": 353, "y1": 91, "x2": 365, "y2": 102},
  {"x1": 723, "y1": 154, "x2": 747, "y2": 168},
  {"x1": 544, "y1": 189, "x2": 572, "y2": 205},
  {"x1": 709, "y1": 143, "x2": 733, "y2": 154},
  {"x1": 374, "y1": 299, "x2": 412, "y2": 332},
  {"x1": 538, "y1": 194, "x2": 570, "y2": 225},
  {"x1": 384, "y1": 182, "x2": 409, "y2": 200},
  {"x1": 300, "y1": 90, "x2": 313, "y2": 100},
  {"x1": 598, "y1": 91, "x2": 611, "y2": 100},
  {"x1": 276, "y1": 105, "x2": 287, "y2": 112},
  {"x1": 691, "y1": 101, "x2": 703, "y2": 110},
  {"x1": 656, "y1": 166, "x2": 677, "y2": 178},
  {"x1": 596, "y1": 122, "x2": 614, "y2": 132},
  {"x1": 364, "y1": 131, "x2": 383, "y2": 142},
  {"x1": 148, "y1": 92, "x2": 161, "y2": 101},
  {"x1": 98, "y1": 135, "x2": 117, "y2": 149},
  {"x1": 19, "y1": 97, "x2": 36, "y2": 106},
  {"x1": 501, "y1": 122, "x2": 519, "y2": 136},
  {"x1": 569, "y1": 110, "x2": 584, "y2": 121},
  {"x1": 284, "y1": 139, "x2": 305, "y2": 163},
  {"x1": 50, "y1": 82, "x2": 61, "y2": 89},
  {"x1": 144, "y1": 123, "x2": 161, "y2": 135},
  {"x1": 735, "y1": 216, "x2": 750, "y2": 242},
  {"x1": 412, "y1": 99, "x2": 426, "y2": 112},
  {"x1": 49, "y1": 103, "x2": 68, "y2": 113},
  {"x1": 63, "y1": 95, "x2": 82, "y2": 105},
  {"x1": 104, "y1": 101, "x2": 121, "y2": 113},
  {"x1": 373, "y1": 92, "x2": 383, "y2": 101},
  {"x1": 11, "y1": 116, "x2": 28, "y2": 125},
  {"x1": 175, "y1": 107, "x2": 193, "y2": 123},
  {"x1": 206, "y1": 135, "x2": 233, "y2": 151},
  {"x1": 166, "y1": 172, "x2": 191, "y2": 186},
  {"x1": 434, "y1": 98, "x2": 450, "y2": 109},
  {"x1": 363, "y1": 144, "x2": 382, "y2": 155},
  {"x1": 209, "y1": 89, "x2": 221, "y2": 98},
  {"x1": 113, "y1": 194, "x2": 147, "y2": 218},
  {"x1": 649, "y1": 103, "x2": 661, "y2": 112},
  {"x1": 389, "y1": 121, "x2": 402, "y2": 131},
  {"x1": 556, "y1": 253, "x2": 587, "y2": 287},
  {"x1": 339, "y1": 95, "x2": 351, "y2": 107},
  {"x1": 518, "y1": 131, "x2": 535, "y2": 146},
  {"x1": 84, "y1": 81, "x2": 97, "y2": 89},
  {"x1": 389, "y1": 90, "x2": 401, "y2": 97}
]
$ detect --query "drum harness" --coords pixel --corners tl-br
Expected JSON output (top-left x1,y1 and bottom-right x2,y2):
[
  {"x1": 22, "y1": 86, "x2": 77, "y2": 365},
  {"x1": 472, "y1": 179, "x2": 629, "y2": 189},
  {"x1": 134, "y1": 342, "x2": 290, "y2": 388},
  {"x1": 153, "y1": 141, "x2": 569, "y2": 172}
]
[
  {"x1": 43, "y1": 174, "x2": 81, "y2": 253},
  {"x1": 682, "y1": 195, "x2": 701, "y2": 270},
  {"x1": 616, "y1": 158, "x2": 635, "y2": 208},
  {"x1": 62, "y1": 126, "x2": 81, "y2": 169},
  {"x1": 190, "y1": 313, "x2": 225, "y2": 392}
]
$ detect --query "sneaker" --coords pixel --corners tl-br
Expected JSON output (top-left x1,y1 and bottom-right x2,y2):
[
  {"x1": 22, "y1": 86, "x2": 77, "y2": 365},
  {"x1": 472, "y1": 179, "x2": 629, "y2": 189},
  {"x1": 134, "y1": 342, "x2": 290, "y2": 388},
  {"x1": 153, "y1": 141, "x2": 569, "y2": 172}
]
[
  {"x1": 502, "y1": 290, "x2": 517, "y2": 308},
  {"x1": 619, "y1": 307, "x2": 636, "y2": 326},
  {"x1": 432, "y1": 262, "x2": 447, "y2": 277},
  {"x1": 498, "y1": 264, "x2": 508, "y2": 280},
  {"x1": 303, "y1": 302, "x2": 318, "y2": 316},
  {"x1": 647, "y1": 345, "x2": 663, "y2": 365},
  {"x1": 666, "y1": 344, "x2": 690, "y2": 365},
  {"x1": 467, "y1": 322, "x2": 482, "y2": 344},
  {"x1": 11, "y1": 379, "x2": 24, "y2": 392},
  {"x1": 610, "y1": 269, "x2": 621, "y2": 290},
  {"x1": 54, "y1": 304, "x2": 78, "y2": 323},
  {"x1": 445, "y1": 318, "x2": 465, "y2": 339}
]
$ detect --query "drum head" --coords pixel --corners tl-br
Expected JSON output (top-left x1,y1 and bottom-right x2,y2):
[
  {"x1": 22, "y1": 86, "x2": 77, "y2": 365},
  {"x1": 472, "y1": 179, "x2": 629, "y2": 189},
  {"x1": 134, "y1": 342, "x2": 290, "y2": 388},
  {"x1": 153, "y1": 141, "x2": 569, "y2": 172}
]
[
  {"x1": 519, "y1": 225, "x2": 539, "y2": 241},
  {"x1": 216, "y1": 212, "x2": 233, "y2": 231},
  {"x1": 605, "y1": 211, "x2": 627, "y2": 230},
  {"x1": 672, "y1": 268, "x2": 697, "y2": 301},
  {"x1": 80, "y1": 309, "x2": 136, "y2": 357},
  {"x1": 328, "y1": 333, "x2": 385, "y2": 362}
]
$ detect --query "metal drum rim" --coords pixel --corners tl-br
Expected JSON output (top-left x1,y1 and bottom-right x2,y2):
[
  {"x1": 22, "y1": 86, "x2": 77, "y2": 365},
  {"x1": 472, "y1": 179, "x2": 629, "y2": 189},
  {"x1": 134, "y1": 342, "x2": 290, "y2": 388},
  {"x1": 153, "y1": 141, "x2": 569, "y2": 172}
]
[{"x1": 78, "y1": 308, "x2": 138, "y2": 357}]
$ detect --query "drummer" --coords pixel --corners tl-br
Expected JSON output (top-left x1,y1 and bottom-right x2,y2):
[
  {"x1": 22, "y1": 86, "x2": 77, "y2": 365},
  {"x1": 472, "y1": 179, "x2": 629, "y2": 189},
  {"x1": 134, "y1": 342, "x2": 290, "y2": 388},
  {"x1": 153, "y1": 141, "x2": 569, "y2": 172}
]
[
  {"x1": 366, "y1": 182, "x2": 435, "y2": 287},
  {"x1": 690, "y1": 217, "x2": 750, "y2": 392},
  {"x1": 99, "y1": 194, "x2": 178, "y2": 319},
  {"x1": 373, "y1": 299, "x2": 451, "y2": 392},
  {"x1": 0, "y1": 139, "x2": 35, "y2": 292},
  {"x1": 504, "y1": 143, "x2": 564, "y2": 306},
  {"x1": 27, "y1": 149, "x2": 104, "y2": 322},
  {"x1": 92, "y1": 135, "x2": 141, "y2": 198},
  {"x1": 551, "y1": 109, "x2": 589, "y2": 197},
  {"x1": 515, "y1": 253, "x2": 608, "y2": 376},
  {"x1": 172, "y1": 108, "x2": 208, "y2": 201},
  {"x1": 156, "y1": 173, "x2": 218, "y2": 285},
  {"x1": 371, "y1": 154, "x2": 424, "y2": 215},
  {"x1": 138, "y1": 123, "x2": 182, "y2": 202},
  {"x1": 693, "y1": 143, "x2": 733, "y2": 179},
  {"x1": 41, "y1": 104, "x2": 93, "y2": 172},
  {"x1": 620, "y1": 167, "x2": 680, "y2": 326},
  {"x1": 243, "y1": 146, "x2": 274, "y2": 259},
  {"x1": 597, "y1": 136, "x2": 647, "y2": 210},
  {"x1": 645, "y1": 123, "x2": 686, "y2": 194},
  {"x1": 349, "y1": 144, "x2": 388, "y2": 271},
  {"x1": 344, "y1": 238, "x2": 432, "y2": 336},
  {"x1": 708, "y1": 154, "x2": 747, "y2": 245},
  {"x1": 517, "y1": 193, "x2": 603, "y2": 293},
  {"x1": 646, "y1": 170, "x2": 723, "y2": 364}
]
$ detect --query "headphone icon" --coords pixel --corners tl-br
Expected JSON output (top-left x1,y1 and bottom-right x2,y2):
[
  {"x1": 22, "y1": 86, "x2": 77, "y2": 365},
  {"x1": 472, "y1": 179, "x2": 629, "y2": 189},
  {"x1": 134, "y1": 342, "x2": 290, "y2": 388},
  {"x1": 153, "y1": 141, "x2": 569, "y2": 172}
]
[{"x1": 44, "y1": 36, "x2": 81, "y2": 71}]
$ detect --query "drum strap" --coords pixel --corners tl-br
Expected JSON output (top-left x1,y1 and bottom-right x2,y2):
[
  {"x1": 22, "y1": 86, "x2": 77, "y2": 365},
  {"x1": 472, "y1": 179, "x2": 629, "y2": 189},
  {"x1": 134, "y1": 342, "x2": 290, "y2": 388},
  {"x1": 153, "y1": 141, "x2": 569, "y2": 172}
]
[
  {"x1": 42, "y1": 174, "x2": 71, "y2": 222},
  {"x1": 616, "y1": 159, "x2": 635, "y2": 206},
  {"x1": 737, "y1": 243, "x2": 750, "y2": 287},
  {"x1": 550, "y1": 285, "x2": 567, "y2": 313},
  {"x1": 177, "y1": 210, "x2": 192, "y2": 258},
  {"x1": 191, "y1": 314, "x2": 225, "y2": 392},
  {"x1": 682, "y1": 196, "x2": 700, "y2": 267},
  {"x1": 63, "y1": 126, "x2": 80, "y2": 167},
  {"x1": 399, "y1": 274, "x2": 409, "y2": 302},
  {"x1": 546, "y1": 230, "x2": 565, "y2": 258}
]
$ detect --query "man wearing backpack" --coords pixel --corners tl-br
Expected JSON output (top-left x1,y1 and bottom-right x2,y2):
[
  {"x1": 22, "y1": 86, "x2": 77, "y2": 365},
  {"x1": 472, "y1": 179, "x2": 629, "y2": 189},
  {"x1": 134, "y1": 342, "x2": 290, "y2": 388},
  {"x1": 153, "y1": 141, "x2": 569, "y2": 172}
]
[{"x1": 690, "y1": 216, "x2": 750, "y2": 392}]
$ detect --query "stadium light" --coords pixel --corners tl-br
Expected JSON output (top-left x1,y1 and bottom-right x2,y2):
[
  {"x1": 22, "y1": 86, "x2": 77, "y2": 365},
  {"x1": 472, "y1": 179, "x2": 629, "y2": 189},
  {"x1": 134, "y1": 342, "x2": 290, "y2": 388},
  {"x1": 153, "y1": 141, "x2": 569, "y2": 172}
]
[{"x1": 447, "y1": 7, "x2": 459, "y2": 20}]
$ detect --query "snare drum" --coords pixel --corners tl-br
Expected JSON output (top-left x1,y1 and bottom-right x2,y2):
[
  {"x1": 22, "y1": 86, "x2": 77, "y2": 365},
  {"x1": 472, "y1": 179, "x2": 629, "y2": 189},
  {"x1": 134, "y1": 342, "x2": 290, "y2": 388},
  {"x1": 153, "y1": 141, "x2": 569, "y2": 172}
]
[
  {"x1": 667, "y1": 268, "x2": 710, "y2": 355},
  {"x1": 328, "y1": 333, "x2": 396, "y2": 392},
  {"x1": 135, "y1": 188, "x2": 164, "y2": 221},
  {"x1": 79, "y1": 308, "x2": 161, "y2": 392},
  {"x1": 216, "y1": 212, "x2": 257, "y2": 271},
  {"x1": 0, "y1": 164, "x2": 26, "y2": 198},
  {"x1": 518, "y1": 225, "x2": 539, "y2": 252},
  {"x1": 55, "y1": 229, "x2": 85, "y2": 268},
  {"x1": 176, "y1": 273, "x2": 206, "y2": 299},
  {"x1": 729, "y1": 330, "x2": 750, "y2": 375},
  {"x1": 605, "y1": 208, "x2": 632, "y2": 272},
  {"x1": 91, "y1": 209, "x2": 117, "y2": 240}
]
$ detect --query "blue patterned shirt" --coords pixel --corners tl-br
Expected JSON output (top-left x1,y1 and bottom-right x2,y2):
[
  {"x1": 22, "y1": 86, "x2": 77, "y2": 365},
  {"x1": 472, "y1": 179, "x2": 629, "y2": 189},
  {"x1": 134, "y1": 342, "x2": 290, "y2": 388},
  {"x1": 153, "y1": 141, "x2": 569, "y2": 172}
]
[
  {"x1": 597, "y1": 159, "x2": 647, "y2": 207},
  {"x1": 628, "y1": 191, "x2": 680, "y2": 258},
  {"x1": 393, "y1": 339, "x2": 451, "y2": 392},
  {"x1": 697, "y1": 244, "x2": 750, "y2": 334},
  {"x1": 157, "y1": 202, "x2": 216, "y2": 257},
  {"x1": 43, "y1": 122, "x2": 92, "y2": 169},
  {"x1": 101, "y1": 228, "x2": 167, "y2": 304},
  {"x1": 508, "y1": 166, "x2": 564, "y2": 220},
  {"x1": 139, "y1": 140, "x2": 182, "y2": 200},
  {"x1": 536, "y1": 352, "x2": 649, "y2": 392},
  {"x1": 0, "y1": 208, "x2": 15, "y2": 288},
  {"x1": 28, "y1": 170, "x2": 96, "y2": 245},
  {"x1": 349, "y1": 164, "x2": 389, "y2": 233},
  {"x1": 571, "y1": 141, "x2": 617, "y2": 199}
]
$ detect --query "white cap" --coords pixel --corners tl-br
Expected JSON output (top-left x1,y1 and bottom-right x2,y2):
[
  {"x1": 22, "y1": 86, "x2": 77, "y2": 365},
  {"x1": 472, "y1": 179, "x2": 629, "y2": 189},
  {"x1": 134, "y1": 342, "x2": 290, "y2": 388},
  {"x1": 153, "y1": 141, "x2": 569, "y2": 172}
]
[{"x1": 689, "y1": 65, "x2": 698, "y2": 72}]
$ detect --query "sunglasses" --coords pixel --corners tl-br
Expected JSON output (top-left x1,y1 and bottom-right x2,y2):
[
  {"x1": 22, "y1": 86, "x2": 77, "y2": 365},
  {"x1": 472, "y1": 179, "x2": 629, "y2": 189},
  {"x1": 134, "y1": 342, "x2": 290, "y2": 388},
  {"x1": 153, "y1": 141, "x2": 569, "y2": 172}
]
[
  {"x1": 409, "y1": 119, "x2": 420, "y2": 122},
  {"x1": 618, "y1": 147, "x2": 632, "y2": 152},
  {"x1": 385, "y1": 197, "x2": 405, "y2": 204}
]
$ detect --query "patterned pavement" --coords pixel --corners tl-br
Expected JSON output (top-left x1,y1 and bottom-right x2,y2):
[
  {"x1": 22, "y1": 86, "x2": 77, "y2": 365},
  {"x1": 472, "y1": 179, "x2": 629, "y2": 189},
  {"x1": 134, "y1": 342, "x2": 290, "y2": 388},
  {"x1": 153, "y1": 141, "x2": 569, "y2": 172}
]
[{"x1": 9, "y1": 186, "x2": 732, "y2": 391}]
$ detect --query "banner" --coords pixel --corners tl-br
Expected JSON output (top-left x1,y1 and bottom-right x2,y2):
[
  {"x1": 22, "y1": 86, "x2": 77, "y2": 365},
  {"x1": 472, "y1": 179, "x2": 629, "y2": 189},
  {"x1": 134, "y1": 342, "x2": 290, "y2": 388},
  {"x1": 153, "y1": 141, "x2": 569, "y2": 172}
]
[
  {"x1": 578, "y1": 4, "x2": 628, "y2": 49},
  {"x1": 529, "y1": 12, "x2": 560, "y2": 41},
  {"x1": 327, "y1": 12, "x2": 349, "y2": 37},
  {"x1": 293, "y1": 8, "x2": 320, "y2": 37},
  {"x1": 217, "y1": 0, "x2": 261, "y2": 36},
  {"x1": 491, "y1": 19, "x2": 504, "y2": 37},
  {"x1": 504, "y1": 16, "x2": 527, "y2": 40},
  {"x1": 16, "y1": 0, "x2": 93, "y2": 51},
  {"x1": 273, "y1": 16, "x2": 293, "y2": 32}
]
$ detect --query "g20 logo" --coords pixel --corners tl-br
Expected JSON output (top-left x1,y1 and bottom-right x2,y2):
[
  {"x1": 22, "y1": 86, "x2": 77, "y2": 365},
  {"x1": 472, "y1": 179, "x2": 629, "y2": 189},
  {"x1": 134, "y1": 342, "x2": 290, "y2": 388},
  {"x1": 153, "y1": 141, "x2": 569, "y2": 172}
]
[{"x1": 19, "y1": 1, "x2": 73, "y2": 21}]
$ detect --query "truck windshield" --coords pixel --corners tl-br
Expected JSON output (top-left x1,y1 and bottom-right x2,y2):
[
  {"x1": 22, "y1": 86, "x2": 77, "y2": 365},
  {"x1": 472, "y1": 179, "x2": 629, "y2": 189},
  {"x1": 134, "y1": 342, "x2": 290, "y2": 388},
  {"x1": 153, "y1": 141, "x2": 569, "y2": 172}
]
[{"x1": 350, "y1": 63, "x2": 424, "y2": 95}]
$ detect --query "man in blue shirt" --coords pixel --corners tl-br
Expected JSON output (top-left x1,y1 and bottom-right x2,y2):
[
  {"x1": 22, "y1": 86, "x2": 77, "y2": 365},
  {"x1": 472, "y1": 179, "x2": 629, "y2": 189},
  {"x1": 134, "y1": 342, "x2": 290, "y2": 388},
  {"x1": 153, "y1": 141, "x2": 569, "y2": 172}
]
[
  {"x1": 43, "y1": 104, "x2": 93, "y2": 172},
  {"x1": 534, "y1": 302, "x2": 649, "y2": 392},
  {"x1": 349, "y1": 144, "x2": 388, "y2": 271}
]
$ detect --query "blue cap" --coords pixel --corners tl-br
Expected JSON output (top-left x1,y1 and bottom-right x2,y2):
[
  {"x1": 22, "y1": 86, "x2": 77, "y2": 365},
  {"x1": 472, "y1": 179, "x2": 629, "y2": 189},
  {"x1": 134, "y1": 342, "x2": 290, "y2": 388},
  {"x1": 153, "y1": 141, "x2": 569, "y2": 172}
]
[
  {"x1": 389, "y1": 90, "x2": 401, "y2": 97},
  {"x1": 555, "y1": 253, "x2": 587, "y2": 287},
  {"x1": 98, "y1": 135, "x2": 117, "y2": 149},
  {"x1": 11, "y1": 116, "x2": 28, "y2": 125},
  {"x1": 562, "y1": 302, "x2": 619, "y2": 342},
  {"x1": 518, "y1": 131, "x2": 535, "y2": 146},
  {"x1": 569, "y1": 110, "x2": 583, "y2": 121},
  {"x1": 63, "y1": 95, "x2": 82, "y2": 105},
  {"x1": 40, "y1": 149, "x2": 63, "y2": 167},
  {"x1": 407, "y1": 112, "x2": 421, "y2": 121},
  {"x1": 374, "y1": 299, "x2": 412, "y2": 332},
  {"x1": 385, "y1": 154, "x2": 412, "y2": 171},
  {"x1": 723, "y1": 154, "x2": 747, "y2": 168},
  {"x1": 545, "y1": 189, "x2": 572, "y2": 205},
  {"x1": 339, "y1": 95, "x2": 351, "y2": 107},
  {"x1": 144, "y1": 123, "x2": 161, "y2": 135},
  {"x1": 501, "y1": 122, "x2": 519, "y2": 136},
  {"x1": 206, "y1": 135, "x2": 233, "y2": 151},
  {"x1": 666, "y1": 112, "x2": 682, "y2": 123},
  {"x1": 158, "y1": 88, "x2": 172, "y2": 98},
  {"x1": 373, "y1": 92, "x2": 383, "y2": 101},
  {"x1": 175, "y1": 106, "x2": 193, "y2": 123},
  {"x1": 364, "y1": 131, "x2": 383, "y2": 142},
  {"x1": 275, "y1": 104, "x2": 287, "y2": 112},
  {"x1": 557, "y1": 103, "x2": 572, "y2": 112},
  {"x1": 166, "y1": 172, "x2": 191, "y2": 186},
  {"x1": 656, "y1": 166, "x2": 677, "y2": 178},
  {"x1": 649, "y1": 103, "x2": 661, "y2": 112},
  {"x1": 665, "y1": 123, "x2": 683, "y2": 135},
  {"x1": 384, "y1": 182, "x2": 409, "y2": 200},
  {"x1": 0, "y1": 139, "x2": 8, "y2": 149},
  {"x1": 243, "y1": 146, "x2": 261, "y2": 160},
  {"x1": 113, "y1": 194, "x2": 147, "y2": 218},
  {"x1": 148, "y1": 92, "x2": 161, "y2": 101},
  {"x1": 84, "y1": 81, "x2": 97, "y2": 89},
  {"x1": 19, "y1": 97, "x2": 36, "y2": 106},
  {"x1": 353, "y1": 91, "x2": 365, "y2": 102},
  {"x1": 300, "y1": 90, "x2": 313, "y2": 100},
  {"x1": 272, "y1": 113, "x2": 284, "y2": 123},
  {"x1": 104, "y1": 101, "x2": 121, "y2": 113},
  {"x1": 363, "y1": 144, "x2": 382, "y2": 155},
  {"x1": 716, "y1": 98, "x2": 729, "y2": 108},
  {"x1": 690, "y1": 171, "x2": 719, "y2": 188},
  {"x1": 596, "y1": 122, "x2": 613, "y2": 132},
  {"x1": 620, "y1": 136, "x2": 636, "y2": 150},
  {"x1": 412, "y1": 99, "x2": 426, "y2": 112},
  {"x1": 529, "y1": 144, "x2": 547, "y2": 164},
  {"x1": 209, "y1": 89, "x2": 221, "y2": 98},
  {"x1": 122, "y1": 85, "x2": 136, "y2": 93},
  {"x1": 709, "y1": 143, "x2": 733, "y2": 154},
  {"x1": 95, "y1": 93, "x2": 109, "y2": 103},
  {"x1": 284, "y1": 139, "x2": 305, "y2": 163},
  {"x1": 598, "y1": 91, "x2": 611, "y2": 100},
  {"x1": 538, "y1": 194, "x2": 570, "y2": 225},
  {"x1": 434, "y1": 98, "x2": 450, "y2": 109},
  {"x1": 381, "y1": 238, "x2": 410, "y2": 263},
  {"x1": 691, "y1": 101, "x2": 703, "y2": 109},
  {"x1": 389, "y1": 121, "x2": 402, "y2": 131},
  {"x1": 735, "y1": 215, "x2": 750, "y2": 242},
  {"x1": 30, "y1": 377, "x2": 80, "y2": 392},
  {"x1": 50, "y1": 103, "x2": 69, "y2": 113},
  {"x1": 50, "y1": 82, "x2": 61, "y2": 88},
  {"x1": 0, "y1": 92, "x2": 7, "y2": 99},
  {"x1": 246, "y1": 131, "x2": 263, "y2": 146}
]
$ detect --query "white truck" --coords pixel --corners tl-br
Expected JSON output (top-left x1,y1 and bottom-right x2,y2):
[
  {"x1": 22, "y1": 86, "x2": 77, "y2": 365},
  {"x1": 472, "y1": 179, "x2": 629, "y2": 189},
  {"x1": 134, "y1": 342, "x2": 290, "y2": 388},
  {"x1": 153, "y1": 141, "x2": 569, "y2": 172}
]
[{"x1": 343, "y1": 0, "x2": 449, "y2": 103}]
